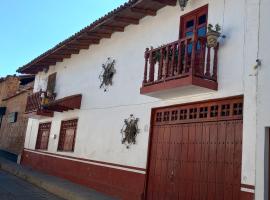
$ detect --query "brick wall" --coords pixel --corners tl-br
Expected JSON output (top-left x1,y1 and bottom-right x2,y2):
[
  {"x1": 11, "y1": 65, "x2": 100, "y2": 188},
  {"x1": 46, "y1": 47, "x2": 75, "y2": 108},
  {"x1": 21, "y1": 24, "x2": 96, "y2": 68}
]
[
  {"x1": 0, "y1": 76, "x2": 20, "y2": 106},
  {"x1": 0, "y1": 80, "x2": 32, "y2": 155}
]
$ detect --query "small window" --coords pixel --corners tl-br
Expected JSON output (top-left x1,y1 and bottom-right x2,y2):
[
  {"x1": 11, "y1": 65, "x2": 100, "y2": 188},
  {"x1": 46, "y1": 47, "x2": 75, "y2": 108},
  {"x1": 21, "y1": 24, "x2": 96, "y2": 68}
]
[
  {"x1": 8, "y1": 112, "x2": 18, "y2": 123},
  {"x1": 186, "y1": 20, "x2": 194, "y2": 29},
  {"x1": 198, "y1": 14, "x2": 207, "y2": 25},
  {"x1": 180, "y1": 5, "x2": 208, "y2": 39},
  {"x1": 47, "y1": 72, "x2": 57, "y2": 96},
  {"x1": 36, "y1": 122, "x2": 51, "y2": 150},
  {"x1": 57, "y1": 119, "x2": 78, "y2": 152}
]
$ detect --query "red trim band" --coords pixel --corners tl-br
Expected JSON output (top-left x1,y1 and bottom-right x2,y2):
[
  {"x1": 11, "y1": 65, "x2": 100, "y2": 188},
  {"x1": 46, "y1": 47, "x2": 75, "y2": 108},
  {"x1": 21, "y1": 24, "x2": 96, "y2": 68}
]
[{"x1": 241, "y1": 184, "x2": 255, "y2": 190}]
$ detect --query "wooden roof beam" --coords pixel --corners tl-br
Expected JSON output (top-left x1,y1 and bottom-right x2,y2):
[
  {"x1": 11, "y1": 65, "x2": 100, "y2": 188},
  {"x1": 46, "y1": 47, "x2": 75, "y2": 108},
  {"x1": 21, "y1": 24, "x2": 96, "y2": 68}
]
[
  {"x1": 39, "y1": 61, "x2": 57, "y2": 66},
  {"x1": 88, "y1": 32, "x2": 112, "y2": 38},
  {"x1": 46, "y1": 58, "x2": 64, "y2": 62},
  {"x1": 114, "y1": 16, "x2": 140, "y2": 24},
  {"x1": 50, "y1": 54, "x2": 72, "y2": 59},
  {"x1": 100, "y1": 25, "x2": 125, "y2": 32},
  {"x1": 152, "y1": 0, "x2": 177, "y2": 6},
  {"x1": 76, "y1": 38, "x2": 100, "y2": 44},
  {"x1": 67, "y1": 44, "x2": 90, "y2": 49},
  {"x1": 57, "y1": 49, "x2": 80, "y2": 54},
  {"x1": 29, "y1": 66, "x2": 49, "y2": 74},
  {"x1": 130, "y1": 7, "x2": 157, "y2": 16},
  {"x1": 80, "y1": 33, "x2": 102, "y2": 40}
]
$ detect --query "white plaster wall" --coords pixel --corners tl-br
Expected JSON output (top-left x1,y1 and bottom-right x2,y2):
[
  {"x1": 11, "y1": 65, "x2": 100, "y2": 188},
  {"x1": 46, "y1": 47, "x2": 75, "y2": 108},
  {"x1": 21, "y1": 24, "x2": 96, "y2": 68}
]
[
  {"x1": 25, "y1": 0, "x2": 249, "y2": 170},
  {"x1": 241, "y1": 0, "x2": 260, "y2": 190},
  {"x1": 255, "y1": 0, "x2": 270, "y2": 199}
]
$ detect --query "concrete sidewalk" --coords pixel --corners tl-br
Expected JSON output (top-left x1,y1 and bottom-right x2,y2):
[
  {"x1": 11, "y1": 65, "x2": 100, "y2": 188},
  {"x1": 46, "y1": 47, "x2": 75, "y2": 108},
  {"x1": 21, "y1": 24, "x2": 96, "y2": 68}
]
[{"x1": 0, "y1": 157, "x2": 118, "y2": 200}]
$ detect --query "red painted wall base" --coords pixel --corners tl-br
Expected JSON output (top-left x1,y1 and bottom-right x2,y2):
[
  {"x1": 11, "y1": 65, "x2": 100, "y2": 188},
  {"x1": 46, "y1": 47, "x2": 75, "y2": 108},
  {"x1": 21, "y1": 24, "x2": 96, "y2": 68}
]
[
  {"x1": 22, "y1": 150, "x2": 255, "y2": 200},
  {"x1": 240, "y1": 191, "x2": 254, "y2": 200},
  {"x1": 21, "y1": 150, "x2": 145, "y2": 200}
]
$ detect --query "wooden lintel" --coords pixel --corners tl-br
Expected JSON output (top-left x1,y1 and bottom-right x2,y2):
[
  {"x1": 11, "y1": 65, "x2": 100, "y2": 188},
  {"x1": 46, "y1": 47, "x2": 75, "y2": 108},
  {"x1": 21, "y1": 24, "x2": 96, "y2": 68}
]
[
  {"x1": 114, "y1": 16, "x2": 140, "y2": 24},
  {"x1": 100, "y1": 25, "x2": 125, "y2": 32},
  {"x1": 152, "y1": 0, "x2": 177, "y2": 6},
  {"x1": 130, "y1": 7, "x2": 157, "y2": 16}
]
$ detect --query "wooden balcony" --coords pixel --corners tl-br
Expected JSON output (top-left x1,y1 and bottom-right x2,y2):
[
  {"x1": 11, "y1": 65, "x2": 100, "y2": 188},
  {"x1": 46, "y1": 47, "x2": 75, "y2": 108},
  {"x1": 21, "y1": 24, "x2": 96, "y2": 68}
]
[
  {"x1": 25, "y1": 91, "x2": 82, "y2": 118},
  {"x1": 140, "y1": 36, "x2": 219, "y2": 98}
]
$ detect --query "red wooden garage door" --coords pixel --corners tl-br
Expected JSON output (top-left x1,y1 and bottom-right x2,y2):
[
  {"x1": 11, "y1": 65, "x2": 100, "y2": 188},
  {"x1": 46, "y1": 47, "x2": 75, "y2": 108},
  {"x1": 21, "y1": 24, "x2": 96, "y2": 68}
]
[{"x1": 146, "y1": 96, "x2": 243, "y2": 200}]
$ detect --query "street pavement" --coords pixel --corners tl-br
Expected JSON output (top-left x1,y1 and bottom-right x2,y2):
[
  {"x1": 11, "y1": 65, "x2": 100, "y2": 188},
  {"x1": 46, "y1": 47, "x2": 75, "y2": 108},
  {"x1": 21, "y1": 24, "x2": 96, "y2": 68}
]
[{"x1": 0, "y1": 170, "x2": 63, "y2": 200}]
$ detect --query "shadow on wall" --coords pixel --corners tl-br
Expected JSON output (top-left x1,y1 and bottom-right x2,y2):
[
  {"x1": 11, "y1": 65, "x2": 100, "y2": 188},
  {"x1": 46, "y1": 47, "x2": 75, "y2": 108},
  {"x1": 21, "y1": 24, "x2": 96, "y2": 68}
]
[{"x1": 0, "y1": 149, "x2": 18, "y2": 163}]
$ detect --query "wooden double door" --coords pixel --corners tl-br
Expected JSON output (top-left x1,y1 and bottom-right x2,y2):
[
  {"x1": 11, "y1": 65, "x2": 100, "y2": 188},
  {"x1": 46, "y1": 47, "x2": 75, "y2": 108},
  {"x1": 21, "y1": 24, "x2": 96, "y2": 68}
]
[{"x1": 146, "y1": 97, "x2": 243, "y2": 200}]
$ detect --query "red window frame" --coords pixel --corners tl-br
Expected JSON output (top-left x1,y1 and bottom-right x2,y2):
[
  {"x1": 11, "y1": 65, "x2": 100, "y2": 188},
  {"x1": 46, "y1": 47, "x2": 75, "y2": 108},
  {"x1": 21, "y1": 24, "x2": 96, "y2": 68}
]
[
  {"x1": 57, "y1": 119, "x2": 78, "y2": 152},
  {"x1": 179, "y1": 5, "x2": 208, "y2": 39},
  {"x1": 35, "y1": 122, "x2": 51, "y2": 150}
]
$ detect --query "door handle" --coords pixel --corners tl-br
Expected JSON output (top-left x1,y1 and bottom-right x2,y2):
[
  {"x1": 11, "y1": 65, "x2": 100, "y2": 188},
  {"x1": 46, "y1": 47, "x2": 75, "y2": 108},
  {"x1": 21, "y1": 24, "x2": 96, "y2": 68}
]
[{"x1": 170, "y1": 170, "x2": 174, "y2": 181}]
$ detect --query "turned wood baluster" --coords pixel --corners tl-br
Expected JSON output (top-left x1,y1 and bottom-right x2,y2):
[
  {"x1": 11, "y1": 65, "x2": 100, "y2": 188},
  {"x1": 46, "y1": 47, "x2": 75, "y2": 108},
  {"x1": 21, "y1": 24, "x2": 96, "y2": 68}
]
[
  {"x1": 158, "y1": 48, "x2": 164, "y2": 80},
  {"x1": 184, "y1": 40, "x2": 189, "y2": 73},
  {"x1": 177, "y1": 40, "x2": 182, "y2": 75},
  {"x1": 33, "y1": 93, "x2": 38, "y2": 110},
  {"x1": 199, "y1": 40, "x2": 206, "y2": 76},
  {"x1": 30, "y1": 93, "x2": 35, "y2": 111},
  {"x1": 143, "y1": 48, "x2": 149, "y2": 84},
  {"x1": 190, "y1": 34, "x2": 197, "y2": 76},
  {"x1": 34, "y1": 92, "x2": 40, "y2": 110},
  {"x1": 171, "y1": 43, "x2": 176, "y2": 76},
  {"x1": 149, "y1": 47, "x2": 155, "y2": 82},
  {"x1": 33, "y1": 92, "x2": 38, "y2": 110},
  {"x1": 212, "y1": 43, "x2": 219, "y2": 81},
  {"x1": 205, "y1": 46, "x2": 211, "y2": 77},
  {"x1": 26, "y1": 95, "x2": 31, "y2": 112},
  {"x1": 165, "y1": 45, "x2": 170, "y2": 78}
]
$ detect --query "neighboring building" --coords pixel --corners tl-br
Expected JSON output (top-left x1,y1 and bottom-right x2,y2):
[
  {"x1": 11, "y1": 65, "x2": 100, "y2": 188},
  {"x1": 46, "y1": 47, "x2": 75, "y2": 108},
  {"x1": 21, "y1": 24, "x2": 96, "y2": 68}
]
[
  {"x1": 0, "y1": 75, "x2": 34, "y2": 161},
  {"x1": 16, "y1": 0, "x2": 270, "y2": 199}
]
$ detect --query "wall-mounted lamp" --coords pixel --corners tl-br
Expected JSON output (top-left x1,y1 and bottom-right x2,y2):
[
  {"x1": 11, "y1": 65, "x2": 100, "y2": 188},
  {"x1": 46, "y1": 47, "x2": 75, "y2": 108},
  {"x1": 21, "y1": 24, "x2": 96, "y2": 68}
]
[{"x1": 179, "y1": 0, "x2": 189, "y2": 11}]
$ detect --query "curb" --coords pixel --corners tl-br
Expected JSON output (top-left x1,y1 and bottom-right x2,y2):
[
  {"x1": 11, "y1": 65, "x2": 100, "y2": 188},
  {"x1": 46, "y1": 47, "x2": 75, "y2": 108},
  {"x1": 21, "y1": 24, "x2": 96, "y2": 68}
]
[{"x1": 0, "y1": 158, "x2": 117, "y2": 200}]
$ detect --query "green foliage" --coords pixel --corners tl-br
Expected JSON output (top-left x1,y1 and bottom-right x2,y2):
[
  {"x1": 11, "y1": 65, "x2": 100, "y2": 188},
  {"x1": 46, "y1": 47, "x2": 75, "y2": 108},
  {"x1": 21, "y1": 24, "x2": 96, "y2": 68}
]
[{"x1": 208, "y1": 23, "x2": 221, "y2": 33}]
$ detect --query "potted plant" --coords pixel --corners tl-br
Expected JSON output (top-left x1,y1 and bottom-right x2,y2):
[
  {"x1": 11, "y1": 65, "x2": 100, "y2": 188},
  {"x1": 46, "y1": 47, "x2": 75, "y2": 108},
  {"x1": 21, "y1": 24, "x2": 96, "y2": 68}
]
[{"x1": 206, "y1": 24, "x2": 221, "y2": 48}]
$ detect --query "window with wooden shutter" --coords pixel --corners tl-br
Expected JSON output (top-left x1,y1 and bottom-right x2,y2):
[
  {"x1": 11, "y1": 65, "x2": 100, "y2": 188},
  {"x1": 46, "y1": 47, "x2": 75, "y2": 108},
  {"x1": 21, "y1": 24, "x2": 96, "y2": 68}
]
[
  {"x1": 179, "y1": 5, "x2": 208, "y2": 39},
  {"x1": 47, "y1": 72, "x2": 57, "y2": 95},
  {"x1": 179, "y1": 5, "x2": 208, "y2": 68},
  {"x1": 57, "y1": 119, "x2": 78, "y2": 152},
  {"x1": 35, "y1": 122, "x2": 51, "y2": 150}
]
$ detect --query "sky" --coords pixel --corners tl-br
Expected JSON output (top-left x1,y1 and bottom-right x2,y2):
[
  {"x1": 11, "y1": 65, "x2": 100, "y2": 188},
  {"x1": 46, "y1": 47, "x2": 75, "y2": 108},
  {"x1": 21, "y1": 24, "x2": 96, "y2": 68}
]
[{"x1": 0, "y1": 0, "x2": 127, "y2": 77}]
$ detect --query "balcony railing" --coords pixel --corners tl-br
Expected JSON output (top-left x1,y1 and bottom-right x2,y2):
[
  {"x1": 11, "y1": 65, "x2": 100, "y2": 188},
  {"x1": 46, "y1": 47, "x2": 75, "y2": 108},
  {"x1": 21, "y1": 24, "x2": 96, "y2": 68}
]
[
  {"x1": 25, "y1": 91, "x2": 55, "y2": 114},
  {"x1": 142, "y1": 36, "x2": 219, "y2": 90},
  {"x1": 25, "y1": 90, "x2": 82, "y2": 117}
]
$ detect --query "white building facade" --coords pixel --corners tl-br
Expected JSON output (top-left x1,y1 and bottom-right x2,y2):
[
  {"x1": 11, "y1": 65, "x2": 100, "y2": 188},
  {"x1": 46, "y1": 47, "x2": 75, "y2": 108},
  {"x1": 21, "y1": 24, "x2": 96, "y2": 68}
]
[{"x1": 18, "y1": 0, "x2": 270, "y2": 199}]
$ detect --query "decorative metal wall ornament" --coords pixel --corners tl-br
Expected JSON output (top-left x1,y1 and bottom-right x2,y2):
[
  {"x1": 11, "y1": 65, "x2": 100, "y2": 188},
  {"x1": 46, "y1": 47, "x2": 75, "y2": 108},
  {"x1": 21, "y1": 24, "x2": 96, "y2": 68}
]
[
  {"x1": 178, "y1": 0, "x2": 189, "y2": 11},
  {"x1": 99, "y1": 57, "x2": 116, "y2": 92},
  {"x1": 121, "y1": 114, "x2": 140, "y2": 149}
]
